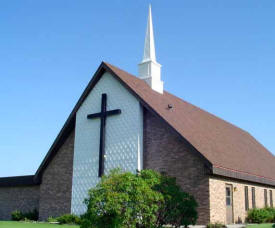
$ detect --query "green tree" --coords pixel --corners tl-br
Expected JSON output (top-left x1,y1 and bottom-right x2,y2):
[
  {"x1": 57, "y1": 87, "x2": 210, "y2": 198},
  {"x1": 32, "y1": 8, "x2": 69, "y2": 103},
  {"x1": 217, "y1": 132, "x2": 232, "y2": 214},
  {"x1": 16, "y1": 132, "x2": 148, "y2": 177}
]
[
  {"x1": 156, "y1": 173, "x2": 198, "y2": 227},
  {"x1": 81, "y1": 169, "x2": 198, "y2": 228},
  {"x1": 81, "y1": 169, "x2": 163, "y2": 228}
]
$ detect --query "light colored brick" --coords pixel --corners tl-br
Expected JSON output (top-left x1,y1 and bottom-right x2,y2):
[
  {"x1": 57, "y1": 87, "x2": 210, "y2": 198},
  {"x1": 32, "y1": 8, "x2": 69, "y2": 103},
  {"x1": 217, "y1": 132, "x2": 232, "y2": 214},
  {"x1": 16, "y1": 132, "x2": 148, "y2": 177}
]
[{"x1": 209, "y1": 176, "x2": 275, "y2": 224}]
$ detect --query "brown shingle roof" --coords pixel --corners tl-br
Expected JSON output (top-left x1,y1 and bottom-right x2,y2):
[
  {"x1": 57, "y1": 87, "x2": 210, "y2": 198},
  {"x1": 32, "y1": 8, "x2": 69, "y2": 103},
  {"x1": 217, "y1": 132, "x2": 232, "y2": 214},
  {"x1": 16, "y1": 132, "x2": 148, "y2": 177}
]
[
  {"x1": 33, "y1": 62, "x2": 275, "y2": 186},
  {"x1": 104, "y1": 62, "x2": 275, "y2": 184}
]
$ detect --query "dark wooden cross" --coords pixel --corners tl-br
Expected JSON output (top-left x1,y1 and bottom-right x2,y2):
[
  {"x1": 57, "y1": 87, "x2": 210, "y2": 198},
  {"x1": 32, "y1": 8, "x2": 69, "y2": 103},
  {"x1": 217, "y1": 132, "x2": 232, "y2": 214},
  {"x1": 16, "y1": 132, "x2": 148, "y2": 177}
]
[{"x1": 87, "y1": 93, "x2": 121, "y2": 177}]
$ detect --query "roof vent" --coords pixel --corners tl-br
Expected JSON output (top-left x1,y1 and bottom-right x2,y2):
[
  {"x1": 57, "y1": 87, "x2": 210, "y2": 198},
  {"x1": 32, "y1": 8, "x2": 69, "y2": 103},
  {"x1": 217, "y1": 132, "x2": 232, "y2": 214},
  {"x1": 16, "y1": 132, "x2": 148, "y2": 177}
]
[{"x1": 167, "y1": 104, "x2": 173, "y2": 110}]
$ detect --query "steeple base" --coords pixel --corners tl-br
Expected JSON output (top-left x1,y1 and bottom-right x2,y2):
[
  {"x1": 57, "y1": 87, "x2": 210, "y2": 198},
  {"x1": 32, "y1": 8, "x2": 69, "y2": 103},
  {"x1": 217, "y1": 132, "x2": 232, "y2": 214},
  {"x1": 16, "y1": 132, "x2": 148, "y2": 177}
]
[{"x1": 138, "y1": 60, "x2": 163, "y2": 94}]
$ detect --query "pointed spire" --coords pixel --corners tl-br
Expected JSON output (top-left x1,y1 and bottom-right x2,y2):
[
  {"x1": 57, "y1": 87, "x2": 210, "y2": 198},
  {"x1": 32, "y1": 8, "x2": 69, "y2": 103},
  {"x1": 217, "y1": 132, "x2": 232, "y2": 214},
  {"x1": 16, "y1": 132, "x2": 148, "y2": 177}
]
[
  {"x1": 143, "y1": 4, "x2": 156, "y2": 62},
  {"x1": 138, "y1": 5, "x2": 163, "y2": 94}
]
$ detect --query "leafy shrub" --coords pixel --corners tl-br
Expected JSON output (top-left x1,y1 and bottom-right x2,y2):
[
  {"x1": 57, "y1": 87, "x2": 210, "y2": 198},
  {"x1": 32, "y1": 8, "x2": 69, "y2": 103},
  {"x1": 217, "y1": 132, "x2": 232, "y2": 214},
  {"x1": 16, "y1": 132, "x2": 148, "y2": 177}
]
[
  {"x1": 81, "y1": 169, "x2": 163, "y2": 228},
  {"x1": 207, "y1": 223, "x2": 225, "y2": 228},
  {"x1": 141, "y1": 170, "x2": 198, "y2": 227},
  {"x1": 265, "y1": 207, "x2": 275, "y2": 223},
  {"x1": 24, "y1": 209, "x2": 39, "y2": 221},
  {"x1": 11, "y1": 210, "x2": 24, "y2": 221},
  {"x1": 246, "y1": 208, "x2": 275, "y2": 223},
  {"x1": 47, "y1": 216, "x2": 58, "y2": 223},
  {"x1": 81, "y1": 169, "x2": 198, "y2": 228},
  {"x1": 56, "y1": 214, "x2": 81, "y2": 225},
  {"x1": 11, "y1": 209, "x2": 38, "y2": 221}
]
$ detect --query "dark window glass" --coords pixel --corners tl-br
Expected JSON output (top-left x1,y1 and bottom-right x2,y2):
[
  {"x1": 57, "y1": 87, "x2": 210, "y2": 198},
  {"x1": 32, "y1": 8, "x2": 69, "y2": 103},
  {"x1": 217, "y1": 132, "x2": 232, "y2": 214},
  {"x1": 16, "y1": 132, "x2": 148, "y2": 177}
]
[
  {"x1": 264, "y1": 189, "x2": 268, "y2": 207},
  {"x1": 226, "y1": 187, "x2": 231, "y2": 197},
  {"x1": 245, "y1": 186, "x2": 249, "y2": 211},
  {"x1": 270, "y1": 190, "x2": 273, "y2": 208},
  {"x1": 252, "y1": 187, "x2": 256, "y2": 209},
  {"x1": 226, "y1": 197, "x2": 231, "y2": 206}
]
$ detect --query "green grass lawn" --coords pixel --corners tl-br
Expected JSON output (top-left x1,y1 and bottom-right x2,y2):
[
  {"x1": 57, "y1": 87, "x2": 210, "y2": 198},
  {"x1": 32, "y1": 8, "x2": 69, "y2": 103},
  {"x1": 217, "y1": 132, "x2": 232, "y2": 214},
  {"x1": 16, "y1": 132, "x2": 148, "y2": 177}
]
[
  {"x1": 0, "y1": 221, "x2": 79, "y2": 228},
  {"x1": 248, "y1": 224, "x2": 275, "y2": 228},
  {"x1": 0, "y1": 222, "x2": 273, "y2": 228}
]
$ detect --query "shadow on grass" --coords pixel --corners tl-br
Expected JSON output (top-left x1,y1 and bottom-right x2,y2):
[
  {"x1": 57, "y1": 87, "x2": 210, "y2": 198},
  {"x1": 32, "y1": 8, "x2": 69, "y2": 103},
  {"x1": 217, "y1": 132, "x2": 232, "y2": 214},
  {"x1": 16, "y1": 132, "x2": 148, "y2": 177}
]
[{"x1": 272, "y1": 224, "x2": 275, "y2": 228}]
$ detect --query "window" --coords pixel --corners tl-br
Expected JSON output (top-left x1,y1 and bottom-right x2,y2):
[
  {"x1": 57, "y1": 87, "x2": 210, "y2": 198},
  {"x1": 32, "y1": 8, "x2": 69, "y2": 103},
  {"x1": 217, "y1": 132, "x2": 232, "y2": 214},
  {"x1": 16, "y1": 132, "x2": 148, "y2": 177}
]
[
  {"x1": 270, "y1": 190, "x2": 273, "y2": 208},
  {"x1": 226, "y1": 186, "x2": 231, "y2": 206},
  {"x1": 252, "y1": 187, "x2": 256, "y2": 209},
  {"x1": 264, "y1": 189, "x2": 268, "y2": 207},
  {"x1": 245, "y1": 186, "x2": 249, "y2": 211}
]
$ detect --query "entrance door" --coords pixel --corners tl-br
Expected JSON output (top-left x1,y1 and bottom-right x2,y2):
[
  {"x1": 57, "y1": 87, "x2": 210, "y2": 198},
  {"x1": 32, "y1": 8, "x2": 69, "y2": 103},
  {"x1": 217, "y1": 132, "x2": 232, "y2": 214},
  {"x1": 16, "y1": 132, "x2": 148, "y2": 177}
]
[{"x1": 226, "y1": 184, "x2": 233, "y2": 224}]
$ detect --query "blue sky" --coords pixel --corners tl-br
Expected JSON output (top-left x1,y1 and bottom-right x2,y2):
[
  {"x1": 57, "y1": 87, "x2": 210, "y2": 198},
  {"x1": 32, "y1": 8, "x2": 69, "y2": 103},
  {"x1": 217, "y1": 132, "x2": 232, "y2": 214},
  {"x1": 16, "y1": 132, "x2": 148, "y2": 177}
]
[{"x1": 0, "y1": 0, "x2": 274, "y2": 177}]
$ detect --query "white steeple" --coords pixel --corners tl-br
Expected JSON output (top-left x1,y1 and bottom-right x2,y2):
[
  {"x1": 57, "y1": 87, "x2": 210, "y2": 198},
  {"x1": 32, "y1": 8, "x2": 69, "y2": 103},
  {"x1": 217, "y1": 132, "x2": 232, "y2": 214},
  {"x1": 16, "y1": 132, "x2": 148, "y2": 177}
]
[
  {"x1": 143, "y1": 4, "x2": 156, "y2": 62},
  {"x1": 138, "y1": 5, "x2": 163, "y2": 94}
]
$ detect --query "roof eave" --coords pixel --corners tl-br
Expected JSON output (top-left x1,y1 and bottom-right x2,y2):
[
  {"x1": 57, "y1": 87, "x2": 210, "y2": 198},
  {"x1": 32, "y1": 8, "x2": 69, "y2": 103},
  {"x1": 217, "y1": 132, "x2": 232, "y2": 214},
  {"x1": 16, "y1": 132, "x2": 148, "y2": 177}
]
[
  {"x1": 0, "y1": 175, "x2": 39, "y2": 187},
  {"x1": 212, "y1": 166, "x2": 275, "y2": 187}
]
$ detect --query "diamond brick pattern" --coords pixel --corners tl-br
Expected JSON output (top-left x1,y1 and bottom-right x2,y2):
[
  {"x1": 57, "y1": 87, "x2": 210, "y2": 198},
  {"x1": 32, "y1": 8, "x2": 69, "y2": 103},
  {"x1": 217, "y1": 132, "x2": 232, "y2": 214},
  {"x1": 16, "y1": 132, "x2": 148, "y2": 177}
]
[{"x1": 71, "y1": 72, "x2": 143, "y2": 215}]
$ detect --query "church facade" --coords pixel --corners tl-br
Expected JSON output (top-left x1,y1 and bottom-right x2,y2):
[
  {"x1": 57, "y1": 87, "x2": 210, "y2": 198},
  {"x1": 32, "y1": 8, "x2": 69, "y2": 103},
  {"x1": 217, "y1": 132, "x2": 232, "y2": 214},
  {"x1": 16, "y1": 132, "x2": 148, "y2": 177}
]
[{"x1": 0, "y1": 6, "x2": 275, "y2": 225}]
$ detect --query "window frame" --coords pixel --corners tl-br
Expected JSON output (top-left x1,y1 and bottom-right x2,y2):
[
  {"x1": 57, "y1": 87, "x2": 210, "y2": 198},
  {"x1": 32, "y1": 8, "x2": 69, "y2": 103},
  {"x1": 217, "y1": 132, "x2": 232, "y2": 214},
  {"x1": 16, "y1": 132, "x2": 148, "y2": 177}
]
[
  {"x1": 252, "y1": 187, "x2": 256, "y2": 209},
  {"x1": 226, "y1": 186, "x2": 232, "y2": 206},
  {"x1": 270, "y1": 190, "x2": 273, "y2": 208},
  {"x1": 244, "y1": 186, "x2": 249, "y2": 211},
  {"x1": 264, "y1": 189, "x2": 268, "y2": 207}
]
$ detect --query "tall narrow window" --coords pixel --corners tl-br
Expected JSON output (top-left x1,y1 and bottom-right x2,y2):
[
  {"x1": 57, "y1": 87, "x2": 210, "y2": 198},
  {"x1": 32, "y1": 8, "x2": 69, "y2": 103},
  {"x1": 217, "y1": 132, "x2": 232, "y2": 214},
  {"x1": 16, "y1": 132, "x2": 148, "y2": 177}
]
[
  {"x1": 252, "y1": 187, "x2": 256, "y2": 209},
  {"x1": 245, "y1": 186, "x2": 249, "y2": 211},
  {"x1": 270, "y1": 190, "x2": 273, "y2": 208},
  {"x1": 264, "y1": 189, "x2": 268, "y2": 207}
]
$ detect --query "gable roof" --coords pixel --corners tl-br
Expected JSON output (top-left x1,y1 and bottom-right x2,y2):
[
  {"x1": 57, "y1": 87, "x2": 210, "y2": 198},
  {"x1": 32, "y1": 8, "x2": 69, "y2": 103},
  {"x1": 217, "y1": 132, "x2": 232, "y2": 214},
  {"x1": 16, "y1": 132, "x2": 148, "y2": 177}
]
[{"x1": 34, "y1": 62, "x2": 275, "y2": 186}]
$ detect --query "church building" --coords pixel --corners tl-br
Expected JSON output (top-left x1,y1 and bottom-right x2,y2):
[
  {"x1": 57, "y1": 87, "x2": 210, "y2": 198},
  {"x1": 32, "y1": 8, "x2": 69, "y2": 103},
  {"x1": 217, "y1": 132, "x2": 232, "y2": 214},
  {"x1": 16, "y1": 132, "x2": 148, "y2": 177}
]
[{"x1": 0, "y1": 6, "x2": 274, "y2": 225}]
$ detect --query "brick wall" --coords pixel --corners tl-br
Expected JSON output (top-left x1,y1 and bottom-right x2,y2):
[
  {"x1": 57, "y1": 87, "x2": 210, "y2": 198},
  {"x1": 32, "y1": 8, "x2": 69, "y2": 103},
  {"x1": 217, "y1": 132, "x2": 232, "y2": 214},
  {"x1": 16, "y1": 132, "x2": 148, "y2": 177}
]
[
  {"x1": 39, "y1": 130, "x2": 75, "y2": 220},
  {"x1": 143, "y1": 109, "x2": 210, "y2": 225},
  {"x1": 209, "y1": 176, "x2": 275, "y2": 224},
  {"x1": 0, "y1": 185, "x2": 40, "y2": 220}
]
